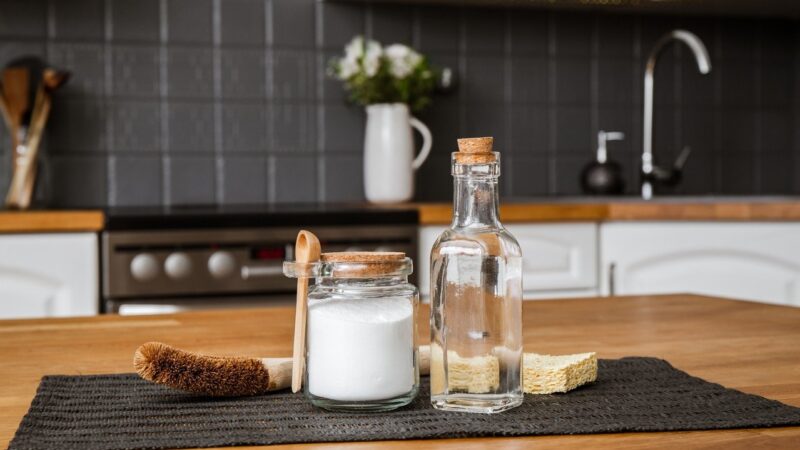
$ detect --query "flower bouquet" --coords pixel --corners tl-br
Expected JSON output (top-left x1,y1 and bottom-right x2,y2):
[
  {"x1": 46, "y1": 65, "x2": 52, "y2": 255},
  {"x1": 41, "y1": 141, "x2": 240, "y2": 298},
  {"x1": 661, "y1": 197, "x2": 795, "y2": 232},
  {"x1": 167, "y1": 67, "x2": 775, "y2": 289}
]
[
  {"x1": 329, "y1": 36, "x2": 436, "y2": 112},
  {"x1": 328, "y1": 36, "x2": 438, "y2": 203}
]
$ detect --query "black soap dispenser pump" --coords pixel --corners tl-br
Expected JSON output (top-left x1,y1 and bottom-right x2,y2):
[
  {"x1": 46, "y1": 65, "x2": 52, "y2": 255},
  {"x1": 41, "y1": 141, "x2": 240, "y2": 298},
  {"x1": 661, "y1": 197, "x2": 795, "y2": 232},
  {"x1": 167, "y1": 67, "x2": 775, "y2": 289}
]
[{"x1": 580, "y1": 130, "x2": 625, "y2": 195}]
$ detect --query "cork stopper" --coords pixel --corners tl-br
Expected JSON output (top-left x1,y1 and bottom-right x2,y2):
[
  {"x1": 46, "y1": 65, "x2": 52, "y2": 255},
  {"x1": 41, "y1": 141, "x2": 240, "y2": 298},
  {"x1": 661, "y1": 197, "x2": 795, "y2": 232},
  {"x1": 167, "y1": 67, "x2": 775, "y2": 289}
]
[
  {"x1": 454, "y1": 136, "x2": 498, "y2": 164},
  {"x1": 457, "y1": 137, "x2": 493, "y2": 153},
  {"x1": 321, "y1": 252, "x2": 405, "y2": 263},
  {"x1": 320, "y1": 251, "x2": 410, "y2": 278}
]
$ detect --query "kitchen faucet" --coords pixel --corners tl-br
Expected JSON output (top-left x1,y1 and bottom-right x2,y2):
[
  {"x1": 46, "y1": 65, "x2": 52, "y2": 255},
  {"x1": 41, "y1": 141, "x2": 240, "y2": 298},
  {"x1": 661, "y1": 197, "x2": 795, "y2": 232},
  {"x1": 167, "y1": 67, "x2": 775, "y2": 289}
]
[{"x1": 641, "y1": 30, "x2": 711, "y2": 199}]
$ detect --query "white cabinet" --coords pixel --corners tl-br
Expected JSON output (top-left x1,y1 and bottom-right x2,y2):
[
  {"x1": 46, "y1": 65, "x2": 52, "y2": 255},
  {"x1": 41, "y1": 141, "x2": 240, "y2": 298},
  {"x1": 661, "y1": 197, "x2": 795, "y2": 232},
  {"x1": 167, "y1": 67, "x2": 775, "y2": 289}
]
[
  {"x1": 418, "y1": 223, "x2": 598, "y2": 300},
  {"x1": 0, "y1": 233, "x2": 99, "y2": 318},
  {"x1": 600, "y1": 222, "x2": 800, "y2": 306}
]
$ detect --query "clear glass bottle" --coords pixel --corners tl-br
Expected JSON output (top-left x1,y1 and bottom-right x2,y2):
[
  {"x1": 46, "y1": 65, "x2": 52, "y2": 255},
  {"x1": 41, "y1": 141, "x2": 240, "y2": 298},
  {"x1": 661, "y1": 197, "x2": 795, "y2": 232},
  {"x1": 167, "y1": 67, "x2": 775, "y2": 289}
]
[
  {"x1": 429, "y1": 137, "x2": 523, "y2": 413},
  {"x1": 284, "y1": 252, "x2": 419, "y2": 412}
]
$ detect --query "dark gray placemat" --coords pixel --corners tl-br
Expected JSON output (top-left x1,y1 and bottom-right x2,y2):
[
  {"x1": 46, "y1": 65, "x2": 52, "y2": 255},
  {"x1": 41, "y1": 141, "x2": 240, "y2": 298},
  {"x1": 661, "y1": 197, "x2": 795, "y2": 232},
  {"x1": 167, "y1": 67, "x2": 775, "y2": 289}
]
[{"x1": 9, "y1": 357, "x2": 800, "y2": 450}]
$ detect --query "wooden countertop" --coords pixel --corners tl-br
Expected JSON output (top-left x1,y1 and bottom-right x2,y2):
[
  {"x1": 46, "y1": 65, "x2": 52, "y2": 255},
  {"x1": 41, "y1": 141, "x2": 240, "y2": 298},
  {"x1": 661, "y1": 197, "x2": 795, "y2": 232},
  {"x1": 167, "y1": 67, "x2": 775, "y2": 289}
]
[
  {"x1": 1, "y1": 294, "x2": 799, "y2": 449},
  {"x1": 415, "y1": 200, "x2": 800, "y2": 224},
  {"x1": 0, "y1": 210, "x2": 104, "y2": 233},
  {"x1": 4, "y1": 200, "x2": 800, "y2": 233}
]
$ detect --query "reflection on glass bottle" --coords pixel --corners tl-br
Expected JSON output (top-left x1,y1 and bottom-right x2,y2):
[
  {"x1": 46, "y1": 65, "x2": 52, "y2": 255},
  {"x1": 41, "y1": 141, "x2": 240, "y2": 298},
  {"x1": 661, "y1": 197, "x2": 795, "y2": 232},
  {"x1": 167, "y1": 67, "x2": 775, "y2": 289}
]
[{"x1": 430, "y1": 137, "x2": 523, "y2": 413}]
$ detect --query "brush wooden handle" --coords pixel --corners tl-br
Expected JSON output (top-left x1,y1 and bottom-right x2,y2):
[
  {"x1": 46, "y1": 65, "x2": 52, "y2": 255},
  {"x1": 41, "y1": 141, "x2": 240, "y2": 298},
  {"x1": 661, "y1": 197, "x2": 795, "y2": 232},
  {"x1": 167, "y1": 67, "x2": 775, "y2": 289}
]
[
  {"x1": 292, "y1": 230, "x2": 321, "y2": 393},
  {"x1": 262, "y1": 357, "x2": 293, "y2": 391},
  {"x1": 134, "y1": 341, "x2": 429, "y2": 397}
]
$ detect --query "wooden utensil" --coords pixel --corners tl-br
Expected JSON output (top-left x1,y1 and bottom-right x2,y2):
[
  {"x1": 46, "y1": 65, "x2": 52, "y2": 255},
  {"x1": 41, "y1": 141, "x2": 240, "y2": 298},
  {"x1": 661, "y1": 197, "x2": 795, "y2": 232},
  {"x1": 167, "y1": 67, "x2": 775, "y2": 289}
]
[
  {"x1": 291, "y1": 230, "x2": 321, "y2": 393},
  {"x1": 4, "y1": 68, "x2": 70, "y2": 209},
  {"x1": 16, "y1": 69, "x2": 70, "y2": 207},
  {"x1": 42, "y1": 68, "x2": 70, "y2": 91},
  {"x1": 6, "y1": 57, "x2": 45, "y2": 130},
  {"x1": 134, "y1": 342, "x2": 293, "y2": 397},
  {"x1": 7, "y1": 88, "x2": 49, "y2": 209},
  {"x1": 0, "y1": 91, "x2": 12, "y2": 130},
  {"x1": 1, "y1": 67, "x2": 29, "y2": 155}
]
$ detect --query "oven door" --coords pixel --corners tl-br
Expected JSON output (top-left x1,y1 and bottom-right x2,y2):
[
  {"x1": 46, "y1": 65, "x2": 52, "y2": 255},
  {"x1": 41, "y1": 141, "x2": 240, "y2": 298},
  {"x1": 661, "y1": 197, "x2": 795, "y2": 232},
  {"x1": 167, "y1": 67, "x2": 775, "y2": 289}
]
[{"x1": 106, "y1": 294, "x2": 296, "y2": 315}]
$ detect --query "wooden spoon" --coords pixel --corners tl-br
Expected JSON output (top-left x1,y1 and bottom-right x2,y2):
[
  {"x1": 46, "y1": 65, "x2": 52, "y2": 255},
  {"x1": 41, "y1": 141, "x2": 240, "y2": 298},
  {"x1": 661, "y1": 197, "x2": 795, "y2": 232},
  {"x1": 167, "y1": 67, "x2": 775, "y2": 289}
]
[
  {"x1": 292, "y1": 230, "x2": 321, "y2": 393},
  {"x1": 42, "y1": 67, "x2": 71, "y2": 91},
  {"x1": 15, "y1": 69, "x2": 71, "y2": 207},
  {"x1": 5, "y1": 68, "x2": 71, "y2": 209},
  {"x1": 0, "y1": 91, "x2": 12, "y2": 130},
  {"x1": 2, "y1": 67, "x2": 29, "y2": 155}
]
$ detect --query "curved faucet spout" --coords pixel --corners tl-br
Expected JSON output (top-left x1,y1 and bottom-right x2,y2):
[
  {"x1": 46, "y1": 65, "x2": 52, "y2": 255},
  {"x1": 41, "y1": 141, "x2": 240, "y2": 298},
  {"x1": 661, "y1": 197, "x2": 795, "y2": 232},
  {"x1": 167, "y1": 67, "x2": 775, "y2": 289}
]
[
  {"x1": 648, "y1": 30, "x2": 712, "y2": 75},
  {"x1": 642, "y1": 29, "x2": 712, "y2": 199}
]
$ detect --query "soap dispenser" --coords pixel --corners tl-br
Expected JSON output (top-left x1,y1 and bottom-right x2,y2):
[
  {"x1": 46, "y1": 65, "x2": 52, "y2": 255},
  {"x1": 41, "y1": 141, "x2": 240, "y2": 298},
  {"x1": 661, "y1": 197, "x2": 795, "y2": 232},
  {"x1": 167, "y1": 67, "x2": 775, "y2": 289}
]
[{"x1": 580, "y1": 130, "x2": 625, "y2": 195}]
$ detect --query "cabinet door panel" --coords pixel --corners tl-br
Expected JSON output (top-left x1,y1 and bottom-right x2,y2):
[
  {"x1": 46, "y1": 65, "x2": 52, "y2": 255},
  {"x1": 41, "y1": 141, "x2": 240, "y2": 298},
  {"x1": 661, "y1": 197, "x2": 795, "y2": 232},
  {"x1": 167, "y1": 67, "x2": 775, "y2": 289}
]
[
  {"x1": 0, "y1": 233, "x2": 98, "y2": 318},
  {"x1": 506, "y1": 224, "x2": 598, "y2": 293},
  {"x1": 0, "y1": 269, "x2": 69, "y2": 317},
  {"x1": 418, "y1": 226, "x2": 447, "y2": 297},
  {"x1": 419, "y1": 223, "x2": 598, "y2": 298},
  {"x1": 601, "y1": 222, "x2": 800, "y2": 306}
]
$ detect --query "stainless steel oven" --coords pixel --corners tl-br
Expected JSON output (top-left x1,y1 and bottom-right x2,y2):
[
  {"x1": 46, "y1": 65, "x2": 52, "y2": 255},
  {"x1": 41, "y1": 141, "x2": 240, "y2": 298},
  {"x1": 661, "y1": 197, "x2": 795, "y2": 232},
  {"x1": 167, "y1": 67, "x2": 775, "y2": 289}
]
[{"x1": 101, "y1": 206, "x2": 418, "y2": 315}]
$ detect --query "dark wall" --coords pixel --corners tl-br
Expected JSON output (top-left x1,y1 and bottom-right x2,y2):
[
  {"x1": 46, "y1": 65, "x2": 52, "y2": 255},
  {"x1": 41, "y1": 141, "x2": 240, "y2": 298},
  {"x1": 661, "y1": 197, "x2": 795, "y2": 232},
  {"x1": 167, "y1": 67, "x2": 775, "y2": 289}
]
[{"x1": 0, "y1": 0, "x2": 797, "y2": 207}]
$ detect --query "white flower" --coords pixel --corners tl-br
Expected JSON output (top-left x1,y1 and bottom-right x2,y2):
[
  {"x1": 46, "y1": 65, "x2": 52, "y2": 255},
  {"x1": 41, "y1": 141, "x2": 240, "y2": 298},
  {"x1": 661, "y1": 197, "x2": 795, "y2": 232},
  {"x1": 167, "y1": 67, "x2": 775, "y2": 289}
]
[
  {"x1": 385, "y1": 44, "x2": 422, "y2": 78},
  {"x1": 337, "y1": 57, "x2": 359, "y2": 79},
  {"x1": 335, "y1": 36, "x2": 365, "y2": 79},
  {"x1": 363, "y1": 39, "x2": 383, "y2": 77},
  {"x1": 344, "y1": 36, "x2": 365, "y2": 61}
]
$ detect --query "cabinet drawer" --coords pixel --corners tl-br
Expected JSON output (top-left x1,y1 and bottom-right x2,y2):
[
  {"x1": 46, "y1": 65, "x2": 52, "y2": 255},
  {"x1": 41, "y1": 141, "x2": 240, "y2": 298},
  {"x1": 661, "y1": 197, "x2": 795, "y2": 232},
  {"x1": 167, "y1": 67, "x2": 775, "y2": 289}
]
[{"x1": 418, "y1": 223, "x2": 598, "y2": 297}]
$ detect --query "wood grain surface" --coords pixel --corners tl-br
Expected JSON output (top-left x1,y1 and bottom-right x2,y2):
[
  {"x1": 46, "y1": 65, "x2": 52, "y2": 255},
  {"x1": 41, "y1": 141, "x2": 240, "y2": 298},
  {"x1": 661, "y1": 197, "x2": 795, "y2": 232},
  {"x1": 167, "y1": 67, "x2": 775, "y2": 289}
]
[
  {"x1": 414, "y1": 201, "x2": 800, "y2": 224},
  {"x1": 4, "y1": 201, "x2": 800, "y2": 233},
  {"x1": 0, "y1": 210, "x2": 104, "y2": 233},
  {"x1": 1, "y1": 294, "x2": 799, "y2": 449}
]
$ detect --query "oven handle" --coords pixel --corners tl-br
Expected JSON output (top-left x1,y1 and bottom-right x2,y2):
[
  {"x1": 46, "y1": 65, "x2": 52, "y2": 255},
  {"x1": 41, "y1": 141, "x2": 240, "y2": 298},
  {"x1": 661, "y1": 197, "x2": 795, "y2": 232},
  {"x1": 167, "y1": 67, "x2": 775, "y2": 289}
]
[{"x1": 241, "y1": 264, "x2": 284, "y2": 279}]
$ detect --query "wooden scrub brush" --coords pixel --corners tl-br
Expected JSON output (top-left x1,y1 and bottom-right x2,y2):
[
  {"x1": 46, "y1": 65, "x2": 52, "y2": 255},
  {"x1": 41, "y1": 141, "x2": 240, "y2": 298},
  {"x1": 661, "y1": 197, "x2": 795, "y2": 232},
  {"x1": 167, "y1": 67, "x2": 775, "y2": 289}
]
[
  {"x1": 134, "y1": 342, "x2": 597, "y2": 397},
  {"x1": 134, "y1": 342, "x2": 292, "y2": 396}
]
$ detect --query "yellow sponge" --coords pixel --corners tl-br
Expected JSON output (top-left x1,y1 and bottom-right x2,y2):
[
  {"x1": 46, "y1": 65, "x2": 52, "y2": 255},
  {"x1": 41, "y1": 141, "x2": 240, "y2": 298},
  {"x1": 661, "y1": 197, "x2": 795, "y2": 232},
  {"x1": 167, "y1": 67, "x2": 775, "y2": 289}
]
[
  {"x1": 523, "y1": 352, "x2": 597, "y2": 394},
  {"x1": 423, "y1": 345, "x2": 597, "y2": 395},
  {"x1": 429, "y1": 345, "x2": 500, "y2": 394}
]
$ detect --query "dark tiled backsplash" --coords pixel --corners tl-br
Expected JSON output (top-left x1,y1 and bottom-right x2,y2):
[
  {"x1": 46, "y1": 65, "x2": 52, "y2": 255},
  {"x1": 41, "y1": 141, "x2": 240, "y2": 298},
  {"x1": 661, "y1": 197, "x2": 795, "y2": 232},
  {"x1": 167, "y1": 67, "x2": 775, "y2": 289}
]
[{"x1": 0, "y1": 0, "x2": 798, "y2": 207}]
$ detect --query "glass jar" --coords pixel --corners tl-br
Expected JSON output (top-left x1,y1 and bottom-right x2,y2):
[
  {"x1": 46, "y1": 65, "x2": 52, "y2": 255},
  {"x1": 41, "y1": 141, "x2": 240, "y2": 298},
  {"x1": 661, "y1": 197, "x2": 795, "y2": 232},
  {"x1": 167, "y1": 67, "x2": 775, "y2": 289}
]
[
  {"x1": 284, "y1": 251, "x2": 419, "y2": 412},
  {"x1": 429, "y1": 137, "x2": 523, "y2": 413}
]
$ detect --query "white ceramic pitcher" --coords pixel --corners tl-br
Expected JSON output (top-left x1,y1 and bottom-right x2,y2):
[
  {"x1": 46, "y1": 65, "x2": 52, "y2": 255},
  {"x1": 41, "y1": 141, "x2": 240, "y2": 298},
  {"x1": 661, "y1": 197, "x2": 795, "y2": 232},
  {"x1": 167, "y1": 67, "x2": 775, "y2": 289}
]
[{"x1": 363, "y1": 103, "x2": 432, "y2": 203}]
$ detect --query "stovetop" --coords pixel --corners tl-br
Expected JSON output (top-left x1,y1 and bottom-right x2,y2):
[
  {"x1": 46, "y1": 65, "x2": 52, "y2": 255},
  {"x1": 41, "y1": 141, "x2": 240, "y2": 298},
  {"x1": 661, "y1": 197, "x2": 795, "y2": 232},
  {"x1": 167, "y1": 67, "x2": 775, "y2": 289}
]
[{"x1": 103, "y1": 203, "x2": 419, "y2": 230}]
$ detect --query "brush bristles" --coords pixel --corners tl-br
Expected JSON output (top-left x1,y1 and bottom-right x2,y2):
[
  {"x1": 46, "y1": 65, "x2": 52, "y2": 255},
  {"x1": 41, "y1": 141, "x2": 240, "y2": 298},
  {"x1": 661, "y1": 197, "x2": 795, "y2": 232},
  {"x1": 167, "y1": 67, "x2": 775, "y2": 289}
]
[{"x1": 134, "y1": 342, "x2": 271, "y2": 396}]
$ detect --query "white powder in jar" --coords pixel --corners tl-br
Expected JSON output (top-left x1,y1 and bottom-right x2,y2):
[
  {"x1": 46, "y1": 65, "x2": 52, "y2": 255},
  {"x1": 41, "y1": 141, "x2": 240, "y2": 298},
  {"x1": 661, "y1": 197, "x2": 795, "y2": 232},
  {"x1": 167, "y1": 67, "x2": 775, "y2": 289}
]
[{"x1": 306, "y1": 296, "x2": 415, "y2": 401}]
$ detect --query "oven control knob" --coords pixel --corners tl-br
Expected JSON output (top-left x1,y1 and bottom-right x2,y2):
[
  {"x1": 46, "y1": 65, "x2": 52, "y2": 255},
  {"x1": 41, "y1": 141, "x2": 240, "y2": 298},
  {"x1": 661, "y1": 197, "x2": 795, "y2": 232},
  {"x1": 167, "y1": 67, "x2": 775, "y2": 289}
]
[
  {"x1": 130, "y1": 253, "x2": 159, "y2": 282},
  {"x1": 164, "y1": 252, "x2": 193, "y2": 280},
  {"x1": 208, "y1": 251, "x2": 236, "y2": 279}
]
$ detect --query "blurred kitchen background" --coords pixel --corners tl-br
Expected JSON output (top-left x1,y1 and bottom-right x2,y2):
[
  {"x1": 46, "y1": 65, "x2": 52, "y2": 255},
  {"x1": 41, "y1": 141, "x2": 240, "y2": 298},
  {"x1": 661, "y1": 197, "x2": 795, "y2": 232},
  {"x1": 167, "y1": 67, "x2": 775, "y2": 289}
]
[
  {"x1": 3, "y1": 0, "x2": 800, "y2": 319},
  {"x1": 1, "y1": 0, "x2": 799, "y2": 207}
]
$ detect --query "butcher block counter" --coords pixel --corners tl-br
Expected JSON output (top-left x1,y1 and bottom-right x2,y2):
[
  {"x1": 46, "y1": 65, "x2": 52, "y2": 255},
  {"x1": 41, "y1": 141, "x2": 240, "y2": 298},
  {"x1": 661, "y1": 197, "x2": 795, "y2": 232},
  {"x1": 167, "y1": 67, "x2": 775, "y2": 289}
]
[
  {"x1": 413, "y1": 197, "x2": 800, "y2": 224},
  {"x1": 5, "y1": 198, "x2": 800, "y2": 232},
  {"x1": 1, "y1": 294, "x2": 799, "y2": 449},
  {"x1": 0, "y1": 210, "x2": 104, "y2": 233}
]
